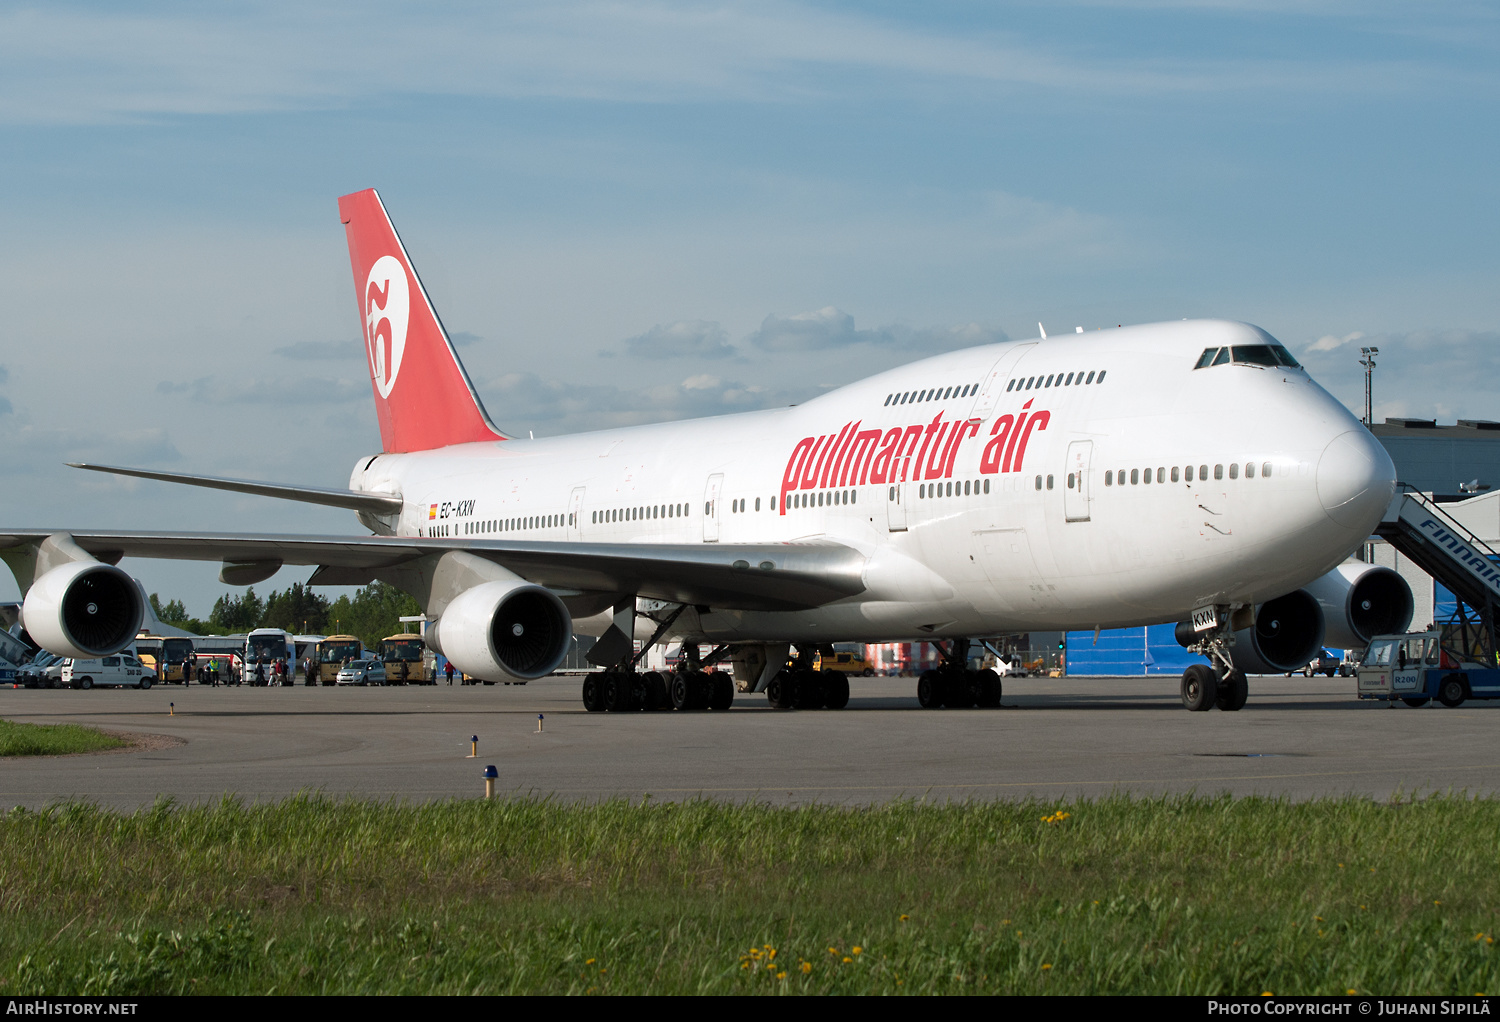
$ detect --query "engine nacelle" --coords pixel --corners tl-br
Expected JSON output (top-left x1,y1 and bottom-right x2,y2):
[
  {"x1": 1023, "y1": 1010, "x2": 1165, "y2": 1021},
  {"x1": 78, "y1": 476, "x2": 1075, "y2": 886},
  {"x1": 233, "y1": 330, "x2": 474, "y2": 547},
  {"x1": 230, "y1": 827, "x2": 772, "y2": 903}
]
[
  {"x1": 22, "y1": 562, "x2": 145, "y2": 660},
  {"x1": 1232, "y1": 589, "x2": 1326, "y2": 674},
  {"x1": 1302, "y1": 561, "x2": 1414, "y2": 650},
  {"x1": 426, "y1": 580, "x2": 572, "y2": 681}
]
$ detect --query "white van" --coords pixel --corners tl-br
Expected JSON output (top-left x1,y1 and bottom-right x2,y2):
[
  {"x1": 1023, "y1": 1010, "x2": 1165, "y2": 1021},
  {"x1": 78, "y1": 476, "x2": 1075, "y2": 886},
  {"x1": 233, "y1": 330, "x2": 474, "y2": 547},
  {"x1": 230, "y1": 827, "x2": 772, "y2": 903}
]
[{"x1": 62, "y1": 654, "x2": 155, "y2": 690}]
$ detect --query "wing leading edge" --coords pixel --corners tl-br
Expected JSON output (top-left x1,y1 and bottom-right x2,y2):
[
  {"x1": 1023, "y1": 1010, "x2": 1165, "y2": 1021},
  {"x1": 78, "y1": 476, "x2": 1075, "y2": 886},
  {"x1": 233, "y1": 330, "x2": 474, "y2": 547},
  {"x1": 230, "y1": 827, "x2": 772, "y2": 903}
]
[{"x1": 0, "y1": 530, "x2": 867, "y2": 613}]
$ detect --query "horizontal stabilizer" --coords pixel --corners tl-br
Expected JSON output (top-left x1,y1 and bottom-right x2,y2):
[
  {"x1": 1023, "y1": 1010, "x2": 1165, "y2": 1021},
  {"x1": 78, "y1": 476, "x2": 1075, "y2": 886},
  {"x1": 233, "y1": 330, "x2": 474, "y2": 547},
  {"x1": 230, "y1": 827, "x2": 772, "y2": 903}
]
[{"x1": 68, "y1": 463, "x2": 404, "y2": 516}]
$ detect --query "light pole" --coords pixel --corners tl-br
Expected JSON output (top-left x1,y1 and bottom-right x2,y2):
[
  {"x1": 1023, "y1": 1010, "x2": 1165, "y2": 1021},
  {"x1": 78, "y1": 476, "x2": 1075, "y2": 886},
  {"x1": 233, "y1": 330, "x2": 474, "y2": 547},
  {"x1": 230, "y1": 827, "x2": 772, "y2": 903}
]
[{"x1": 1359, "y1": 346, "x2": 1379, "y2": 425}]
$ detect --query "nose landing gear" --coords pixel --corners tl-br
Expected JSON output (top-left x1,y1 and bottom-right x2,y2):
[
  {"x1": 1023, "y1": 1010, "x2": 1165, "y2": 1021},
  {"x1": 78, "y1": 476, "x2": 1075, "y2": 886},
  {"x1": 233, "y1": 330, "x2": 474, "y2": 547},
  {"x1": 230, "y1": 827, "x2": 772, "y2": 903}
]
[{"x1": 1179, "y1": 607, "x2": 1248, "y2": 712}]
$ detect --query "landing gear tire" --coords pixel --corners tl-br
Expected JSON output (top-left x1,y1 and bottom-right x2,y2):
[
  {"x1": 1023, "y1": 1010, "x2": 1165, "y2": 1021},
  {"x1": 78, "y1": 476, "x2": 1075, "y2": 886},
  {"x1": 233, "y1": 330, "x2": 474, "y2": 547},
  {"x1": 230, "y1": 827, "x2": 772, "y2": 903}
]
[
  {"x1": 947, "y1": 671, "x2": 978, "y2": 709},
  {"x1": 824, "y1": 671, "x2": 850, "y2": 710},
  {"x1": 975, "y1": 668, "x2": 1002, "y2": 708},
  {"x1": 792, "y1": 670, "x2": 824, "y2": 709},
  {"x1": 1215, "y1": 670, "x2": 1248, "y2": 712},
  {"x1": 1401, "y1": 697, "x2": 1430, "y2": 708},
  {"x1": 582, "y1": 674, "x2": 606, "y2": 712},
  {"x1": 916, "y1": 669, "x2": 941, "y2": 708},
  {"x1": 710, "y1": 673, "x2": 735, "y2": 711},
  {"x1": 766, "y1": 671, "x2": 793, "y2": 709},
  {"x1": 642, "y1": 671, "x2": 670, "y2": 710},
  {"x1": 1181, "y1": 664, "x2": 1217, "y2": 711},
  {"x1": 671, "y1": 672, "x2": 692, "y2": 711},
  {"x1": 606, "y1": 672, "x2": 637, "y2": 712},
  {"x1": 1437, "y1": 674, "x2": 1468, "y2": 708}
]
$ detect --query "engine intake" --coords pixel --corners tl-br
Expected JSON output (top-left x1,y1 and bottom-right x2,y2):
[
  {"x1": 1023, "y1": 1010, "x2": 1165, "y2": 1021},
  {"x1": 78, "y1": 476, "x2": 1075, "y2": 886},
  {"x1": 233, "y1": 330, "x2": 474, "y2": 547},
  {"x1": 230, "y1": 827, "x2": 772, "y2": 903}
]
[
  {"x1": 427, "y1": 580, "x2": 572, "y2": 681},
  {"x1": 22, "y1": 562, "x2": 145, "y2": 659},
  {"x1": 1303, "y1": 562, "x2": 1414, "y2": 650},
  {"x1": 1232, "y1": 589, "x2": 1325, "y2": 675}
]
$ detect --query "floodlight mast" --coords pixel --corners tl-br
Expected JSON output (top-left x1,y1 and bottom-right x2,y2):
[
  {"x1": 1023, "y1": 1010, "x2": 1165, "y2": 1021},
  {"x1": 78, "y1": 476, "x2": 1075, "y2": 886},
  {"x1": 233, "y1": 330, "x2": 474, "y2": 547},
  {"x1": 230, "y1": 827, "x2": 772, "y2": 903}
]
[{"x1": 1359, "y1": 346, "x2": 1380, "y2": 425}]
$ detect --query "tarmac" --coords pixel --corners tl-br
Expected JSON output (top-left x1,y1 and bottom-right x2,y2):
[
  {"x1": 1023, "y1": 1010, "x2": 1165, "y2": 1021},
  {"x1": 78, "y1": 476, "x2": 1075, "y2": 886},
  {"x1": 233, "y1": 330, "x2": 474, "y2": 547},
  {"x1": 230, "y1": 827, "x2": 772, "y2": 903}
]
[{"x1": 1, "y1": 674, "x2": 1496, "y2": 811}]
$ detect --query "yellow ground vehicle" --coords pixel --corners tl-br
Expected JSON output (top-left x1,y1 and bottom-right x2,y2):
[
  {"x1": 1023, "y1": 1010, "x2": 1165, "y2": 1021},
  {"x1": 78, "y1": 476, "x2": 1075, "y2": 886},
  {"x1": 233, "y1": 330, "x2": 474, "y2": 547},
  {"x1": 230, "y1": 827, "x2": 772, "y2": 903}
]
[
  {"x1": 815, "y1": 645, "x2": 875, "y2": 676},
  {"x1": 380, "y1": 633, "x2": 429, "y2": 685},
  {"x1": 312, "y1": 635, "x2": 363, "y2": 685}
]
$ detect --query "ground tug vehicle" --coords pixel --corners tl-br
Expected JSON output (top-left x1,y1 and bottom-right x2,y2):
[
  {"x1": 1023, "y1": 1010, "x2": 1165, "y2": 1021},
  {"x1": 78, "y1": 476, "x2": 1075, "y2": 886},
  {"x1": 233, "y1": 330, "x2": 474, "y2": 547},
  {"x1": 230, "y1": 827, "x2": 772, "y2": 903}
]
[{"x1": 1355, "y1": 631, "x2": 1500, "y2": 708}]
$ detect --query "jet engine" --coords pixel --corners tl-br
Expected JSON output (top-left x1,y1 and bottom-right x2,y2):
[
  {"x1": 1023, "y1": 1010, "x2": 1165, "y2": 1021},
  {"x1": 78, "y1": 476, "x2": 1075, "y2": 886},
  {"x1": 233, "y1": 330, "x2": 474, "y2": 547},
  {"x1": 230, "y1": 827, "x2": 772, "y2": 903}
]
[
  {"x1": 22, "y1": 561, "x2": 145, "y2": 660},
  {"x1": 1301, "y1": 561, "x2": 1414, "y2": 650},
  {"x1": 426, "y1": 580, "x2": 572, "y2": 681},
  {"x1": 1231, "y1": 590, "x2": 1326, "y2": 674}
]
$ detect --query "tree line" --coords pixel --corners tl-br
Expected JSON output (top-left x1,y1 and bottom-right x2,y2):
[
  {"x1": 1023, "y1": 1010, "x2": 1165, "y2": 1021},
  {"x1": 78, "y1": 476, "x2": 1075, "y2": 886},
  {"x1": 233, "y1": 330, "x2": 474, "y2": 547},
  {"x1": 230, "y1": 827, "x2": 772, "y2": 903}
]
[{"x1": 149, "y1": 582, "x2": 423, "y2": 649}]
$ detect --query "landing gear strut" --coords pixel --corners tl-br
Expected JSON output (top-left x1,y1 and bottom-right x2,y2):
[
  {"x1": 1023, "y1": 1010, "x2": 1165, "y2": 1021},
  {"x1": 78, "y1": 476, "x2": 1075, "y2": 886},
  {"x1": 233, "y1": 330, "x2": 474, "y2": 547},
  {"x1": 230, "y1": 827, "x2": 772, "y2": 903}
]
[
  {"x1": 1180, "y1": 608, "x2": 1248, "y2": 712},
  {"x1": 764, "y1": 646, "x2": 851, "y2": 710},
  {"x1": 915, "y1": 639, "x2": 1002, "y2": 710}
]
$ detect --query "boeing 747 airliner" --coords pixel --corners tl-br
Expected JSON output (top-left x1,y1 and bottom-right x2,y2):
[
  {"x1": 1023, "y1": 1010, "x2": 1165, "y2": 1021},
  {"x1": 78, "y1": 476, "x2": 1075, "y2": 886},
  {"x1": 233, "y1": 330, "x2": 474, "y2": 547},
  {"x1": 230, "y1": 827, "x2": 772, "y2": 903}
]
[{"x1": 1, "y1": 189, "x2": 1410, "y2": 714}]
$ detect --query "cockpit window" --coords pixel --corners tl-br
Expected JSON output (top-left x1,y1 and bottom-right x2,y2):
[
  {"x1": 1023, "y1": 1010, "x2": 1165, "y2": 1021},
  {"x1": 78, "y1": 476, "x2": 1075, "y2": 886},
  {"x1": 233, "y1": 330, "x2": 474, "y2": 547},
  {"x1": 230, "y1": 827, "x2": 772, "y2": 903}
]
[
  {"x1": 1194, "y1": 342, "x2": 1302, "y2": 370},
  {"x1": 1231, "y1": 345, "x2": 1280, "y2": 367},
  {"x1": 1270, "y1": 343, "x2": 1301, "y2": 368}
]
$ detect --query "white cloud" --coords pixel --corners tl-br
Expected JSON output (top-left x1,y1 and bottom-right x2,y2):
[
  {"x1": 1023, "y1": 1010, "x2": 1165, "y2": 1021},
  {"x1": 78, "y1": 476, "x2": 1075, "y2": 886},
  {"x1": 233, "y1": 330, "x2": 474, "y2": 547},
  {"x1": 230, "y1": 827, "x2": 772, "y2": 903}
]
[
  {"x1": 1305, "y1": 330, "x2": 1364, "y2": 353},
  {"x1": 274, "y1": 340, "x2": 363, "y2": 361},
  {"x1": 747, "y1": 306, "x2": 1009, "y2": 353},
  {"x1": 0, "y1": 1, "x2": 1475, "y2": 125},
  {"x1": 155, "y1": 375, "x2": 367, "y2": 406},
  {"x1": 1297, "y1": 327, "x2": 1500, "y2": 424},
  {"x1": 613, "y1": 320, "x2": 737, "y2": 360},
  {"x1": 481, "y1": 367, "x2": 802, "y2": 434}
]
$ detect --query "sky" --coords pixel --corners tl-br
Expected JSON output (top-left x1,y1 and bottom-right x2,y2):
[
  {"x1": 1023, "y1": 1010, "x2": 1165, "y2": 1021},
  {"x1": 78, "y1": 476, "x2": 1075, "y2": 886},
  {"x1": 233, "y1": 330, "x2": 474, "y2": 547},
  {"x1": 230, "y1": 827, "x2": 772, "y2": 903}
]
[{"x1": 1, "y1": 1, "x2": 1497, "y2": 615}]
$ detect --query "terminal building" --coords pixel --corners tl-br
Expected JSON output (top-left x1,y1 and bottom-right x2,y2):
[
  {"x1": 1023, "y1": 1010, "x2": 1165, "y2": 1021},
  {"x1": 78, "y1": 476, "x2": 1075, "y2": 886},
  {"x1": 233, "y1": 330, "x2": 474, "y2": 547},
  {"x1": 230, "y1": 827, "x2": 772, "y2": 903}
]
[{"x1": 1064, "y1": 418, "x2": 1500, "y2": 675}]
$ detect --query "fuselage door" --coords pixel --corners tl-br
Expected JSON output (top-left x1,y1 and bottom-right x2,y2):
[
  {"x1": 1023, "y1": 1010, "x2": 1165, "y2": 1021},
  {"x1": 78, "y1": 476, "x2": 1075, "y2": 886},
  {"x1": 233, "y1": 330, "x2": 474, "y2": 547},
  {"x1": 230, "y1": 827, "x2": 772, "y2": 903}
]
[
  {"x1": 1064, "y1": 440, "x2": 1092, "y2": 523},
  {"x1": 968, "y1": 343, "x2": 1038, "y2": 421},
  {"x1": 568, "y1": 486, "x2": 586, "y2": 540},
  {"x1": 703, "y1": 473, "x2": 724, "y2": 542},
  {"x1": 886, "y1": 481, "x2": 908, "y2": 532}
]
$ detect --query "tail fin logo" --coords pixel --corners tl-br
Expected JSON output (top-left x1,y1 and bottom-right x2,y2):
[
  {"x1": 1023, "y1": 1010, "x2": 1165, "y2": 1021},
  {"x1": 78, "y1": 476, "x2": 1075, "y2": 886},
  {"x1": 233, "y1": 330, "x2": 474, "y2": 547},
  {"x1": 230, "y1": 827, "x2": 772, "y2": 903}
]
[{"x1": 364, "y1": 255, "x2": 410, "y2": 399}]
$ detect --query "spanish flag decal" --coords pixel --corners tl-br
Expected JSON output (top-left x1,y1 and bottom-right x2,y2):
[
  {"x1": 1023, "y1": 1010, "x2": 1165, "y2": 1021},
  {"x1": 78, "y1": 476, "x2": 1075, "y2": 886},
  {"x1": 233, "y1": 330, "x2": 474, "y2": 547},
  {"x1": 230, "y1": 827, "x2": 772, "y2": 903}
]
[{"x1": 429, "y1": 504, "x2": 438, "y2": 520}]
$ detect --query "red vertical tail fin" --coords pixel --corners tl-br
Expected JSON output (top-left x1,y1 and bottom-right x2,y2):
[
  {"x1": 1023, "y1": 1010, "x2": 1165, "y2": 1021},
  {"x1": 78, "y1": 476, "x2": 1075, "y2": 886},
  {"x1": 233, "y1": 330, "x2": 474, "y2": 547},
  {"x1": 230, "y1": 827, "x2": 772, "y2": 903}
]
[{"x1": 338, "y1": 188, "x2": 506, "y2": 453}]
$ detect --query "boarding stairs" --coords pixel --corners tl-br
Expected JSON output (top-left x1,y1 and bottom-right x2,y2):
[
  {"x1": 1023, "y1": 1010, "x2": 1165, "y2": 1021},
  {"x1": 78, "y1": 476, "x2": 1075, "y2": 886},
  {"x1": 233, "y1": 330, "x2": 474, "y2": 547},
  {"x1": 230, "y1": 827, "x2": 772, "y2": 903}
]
[{"x1": 1375, "y1": 488, "x2": 1500, "y2": 665}]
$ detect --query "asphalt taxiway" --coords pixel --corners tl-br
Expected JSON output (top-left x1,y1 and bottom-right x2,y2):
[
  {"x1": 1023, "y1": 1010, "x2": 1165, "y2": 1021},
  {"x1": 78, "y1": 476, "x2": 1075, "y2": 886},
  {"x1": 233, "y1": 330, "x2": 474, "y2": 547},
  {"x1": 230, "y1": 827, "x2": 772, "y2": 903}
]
[{"x1": 2, "y1": 675, "x2": 1495, "y2": 810}]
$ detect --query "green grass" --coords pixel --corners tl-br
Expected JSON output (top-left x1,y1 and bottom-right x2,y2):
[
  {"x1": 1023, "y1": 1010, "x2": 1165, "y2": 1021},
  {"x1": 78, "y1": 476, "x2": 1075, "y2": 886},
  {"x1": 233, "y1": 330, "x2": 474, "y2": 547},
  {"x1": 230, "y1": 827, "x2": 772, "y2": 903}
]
[
  {"x1": 1, "y1": 794, "x2": 1496, "y2": 995},
  {"x1": 0, "y1": 719, "x2": 128, "y2": 757}
]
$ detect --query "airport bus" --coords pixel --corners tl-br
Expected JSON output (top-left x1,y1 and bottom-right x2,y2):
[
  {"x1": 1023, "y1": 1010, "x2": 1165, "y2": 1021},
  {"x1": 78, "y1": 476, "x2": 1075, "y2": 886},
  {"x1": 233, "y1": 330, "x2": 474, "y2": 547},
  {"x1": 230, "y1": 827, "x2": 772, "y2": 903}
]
[
  {"x1": 380, "y1": 633, "x2": 428, "y2": 685},
  {"x1": 293, "y1": 634, "x2": 324, "y2": 683},
  {"x1": 245, "y1": 628, "x2": 294, "y2": 685},
  {"x1": 134, "y1": 634, "x2": 196, "y2": 684},
  {"x1": 312, "y1": 634, "x2": 364, "y2": 685}
]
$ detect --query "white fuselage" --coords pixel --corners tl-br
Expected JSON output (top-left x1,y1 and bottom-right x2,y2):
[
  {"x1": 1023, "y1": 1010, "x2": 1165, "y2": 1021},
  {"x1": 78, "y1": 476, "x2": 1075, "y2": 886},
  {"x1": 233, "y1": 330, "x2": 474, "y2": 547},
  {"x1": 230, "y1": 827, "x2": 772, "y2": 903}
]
[{"x1": 350, "y1": 320, "x2": 1394, "y2": 644}]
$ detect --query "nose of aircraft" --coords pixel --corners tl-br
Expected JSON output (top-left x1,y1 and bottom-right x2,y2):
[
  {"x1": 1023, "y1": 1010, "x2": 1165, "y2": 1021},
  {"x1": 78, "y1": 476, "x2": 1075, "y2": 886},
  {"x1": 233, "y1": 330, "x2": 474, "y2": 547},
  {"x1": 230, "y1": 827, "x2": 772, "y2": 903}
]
[{"x1": 1316, "y1": 429, "x2": 1397, "y2": 531}]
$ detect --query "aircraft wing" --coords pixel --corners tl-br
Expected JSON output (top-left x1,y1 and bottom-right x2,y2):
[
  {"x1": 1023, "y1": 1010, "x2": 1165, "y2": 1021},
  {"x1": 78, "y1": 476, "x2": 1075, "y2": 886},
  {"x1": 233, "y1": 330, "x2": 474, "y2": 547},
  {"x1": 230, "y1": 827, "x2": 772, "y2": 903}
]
[{"x1": 0, "y1": 530, "x2": 867, "y2": 613}]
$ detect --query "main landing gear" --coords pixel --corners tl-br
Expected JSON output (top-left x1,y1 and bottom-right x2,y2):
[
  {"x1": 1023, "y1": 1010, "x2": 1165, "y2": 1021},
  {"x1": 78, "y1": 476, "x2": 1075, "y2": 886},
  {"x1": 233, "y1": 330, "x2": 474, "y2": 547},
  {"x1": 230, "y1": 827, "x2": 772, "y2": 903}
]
[
  {"x1": 915, "y1": 639, "x2": 1002, "y2": 710},
  {"x1": 764, "y1": 648, "x2": 850, "y2": 710},
  {"x1": 1179, "y1": 608, "x2": 1248, "y2": 712},
  {"x1": 582, "y1": 637, "x2": 735, "y2": 713}
]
